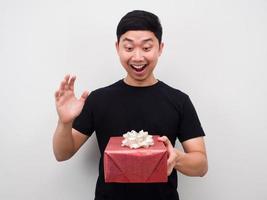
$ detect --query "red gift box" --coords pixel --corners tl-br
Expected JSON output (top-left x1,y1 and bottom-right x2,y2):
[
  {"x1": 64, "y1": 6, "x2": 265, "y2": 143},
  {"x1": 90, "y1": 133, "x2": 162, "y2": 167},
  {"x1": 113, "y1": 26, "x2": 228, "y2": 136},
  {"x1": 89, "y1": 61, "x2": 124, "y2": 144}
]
[{"x1": 104, "y1": 135, "x2": 167, "y2": 183}]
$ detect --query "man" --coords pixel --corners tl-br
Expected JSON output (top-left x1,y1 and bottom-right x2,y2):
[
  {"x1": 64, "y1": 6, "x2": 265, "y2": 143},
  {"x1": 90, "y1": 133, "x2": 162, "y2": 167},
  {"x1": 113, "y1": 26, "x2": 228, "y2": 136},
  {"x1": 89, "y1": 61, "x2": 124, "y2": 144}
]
[{"x1": 53, "y1": 10, "x2": 208, "y2": 200}]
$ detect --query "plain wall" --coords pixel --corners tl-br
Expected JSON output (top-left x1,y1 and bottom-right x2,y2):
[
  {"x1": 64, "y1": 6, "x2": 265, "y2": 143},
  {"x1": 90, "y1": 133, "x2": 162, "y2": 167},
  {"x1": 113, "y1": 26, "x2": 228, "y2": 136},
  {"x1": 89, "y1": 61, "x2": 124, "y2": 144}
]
[{"x1": 0, "y1": 0, "x2": 266, "y2": 199}]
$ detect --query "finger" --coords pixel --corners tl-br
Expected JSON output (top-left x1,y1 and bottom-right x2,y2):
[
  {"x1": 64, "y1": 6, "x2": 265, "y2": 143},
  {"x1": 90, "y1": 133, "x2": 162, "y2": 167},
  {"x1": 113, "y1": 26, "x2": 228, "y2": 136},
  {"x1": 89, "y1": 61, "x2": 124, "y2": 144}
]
[
  {"x1": 59, "y1": 74, "x2": 70, "y2": 91},
  {"x1": 167, "y1": 158, "x2": 175, "y2": 175},
  {"x1": 69, "y1": 76, "x2": 76, "y2": 91},
  {"x1": 167, "y1": 162, "x2": 174, "y2": 174},
  {"x1": 167, "y1": 167, "x2": 174, "y2": 176},
  {"x1": 157, "y1": 135, "x2": 168, "y2": 142},
  {"x1": 64, "y1": 75, "x2": 71, "y2": 90},
  {"x1": 167, "y1": 152, "x2": 177, "y2": 176},
  {"x1": 158, "y1": 136, "x2": 175, "y2": 176},
  {"x1": 54, "y1": 90, "x2": 60, "y2": 100},
  {"x1": 158, "y1": 136, "x2": 172, "y2": 147},
  {"x1": 59, "y1": 90, "x2": 65, "y2": 98},
  {"x1": 80, "y1": 91, "x2": 89, "y2": 101},
  {"x1": 60, "y1": 80, "x2": 66, "y2": 91},
  {"x1": 158, "y1": 136, "x2": 176, "y2": 161},
  {"x1": 64, "y1": 74, "x2": 70, "y2": 82},
  {"x1": 167, "y1": 153, "x2": 177, "y2": 165}
]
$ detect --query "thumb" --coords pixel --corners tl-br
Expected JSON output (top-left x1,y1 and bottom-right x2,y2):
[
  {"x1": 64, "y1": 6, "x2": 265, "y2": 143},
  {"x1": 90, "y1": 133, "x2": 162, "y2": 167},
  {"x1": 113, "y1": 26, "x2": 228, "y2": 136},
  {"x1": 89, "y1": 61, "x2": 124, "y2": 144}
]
[
  {"x1": 158, "y1": 136, "x2": 174, "y2": 152},
  {"x1": 80, "y1": 91, "x2": 89, "y2": 101},
  {"x1": 158, "y1": 136, "x2": 171, "y2": 146}
]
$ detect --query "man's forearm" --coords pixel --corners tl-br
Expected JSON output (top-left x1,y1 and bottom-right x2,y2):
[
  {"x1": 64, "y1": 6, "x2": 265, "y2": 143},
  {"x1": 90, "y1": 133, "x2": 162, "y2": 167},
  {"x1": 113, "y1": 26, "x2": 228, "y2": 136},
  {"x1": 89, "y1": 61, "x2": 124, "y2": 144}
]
[
  {"x1": 174, "y1": 150, "x2": 208, "y2": 177},
  {"x1": 53, "y1": 121, "x2": 75, "y2": 161}
]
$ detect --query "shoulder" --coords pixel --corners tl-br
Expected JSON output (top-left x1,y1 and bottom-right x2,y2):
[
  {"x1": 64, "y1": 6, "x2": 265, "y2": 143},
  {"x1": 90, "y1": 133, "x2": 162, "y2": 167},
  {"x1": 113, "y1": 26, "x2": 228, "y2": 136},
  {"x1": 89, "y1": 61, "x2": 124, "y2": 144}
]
[
  {"x1": 158, "y1": 81, "x2": 189, "y2": 103},
  {"x1": 86, "y1": 80, "x2": 122, "y2": 102}
]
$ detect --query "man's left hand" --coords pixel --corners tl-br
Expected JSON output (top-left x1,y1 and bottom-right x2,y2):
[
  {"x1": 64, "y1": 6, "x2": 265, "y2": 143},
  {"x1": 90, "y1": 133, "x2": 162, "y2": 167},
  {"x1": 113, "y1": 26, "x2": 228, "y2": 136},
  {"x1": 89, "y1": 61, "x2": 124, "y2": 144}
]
[{"x1": 158, "y1": 136, "x2": 185, "y2": 176}]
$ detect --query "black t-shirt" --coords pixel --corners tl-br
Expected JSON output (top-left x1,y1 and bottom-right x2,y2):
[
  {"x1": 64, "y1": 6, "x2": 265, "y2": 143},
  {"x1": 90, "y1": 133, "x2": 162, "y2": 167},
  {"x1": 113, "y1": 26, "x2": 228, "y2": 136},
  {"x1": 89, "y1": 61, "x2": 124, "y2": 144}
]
[{"x1": 73, "y1": 79, "x2": 205, "y2": 200}]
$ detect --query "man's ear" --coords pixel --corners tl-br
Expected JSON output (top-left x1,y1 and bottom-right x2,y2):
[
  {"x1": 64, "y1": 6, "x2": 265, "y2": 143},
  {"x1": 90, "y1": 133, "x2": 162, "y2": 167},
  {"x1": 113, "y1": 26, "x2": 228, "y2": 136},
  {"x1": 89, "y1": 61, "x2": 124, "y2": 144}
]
[
  {"x1": 159, "y1": 42, "x2": 164, "y2": 56},
  {"x1": 115, "y1": 41, "x2": 119, "y2": 54}
]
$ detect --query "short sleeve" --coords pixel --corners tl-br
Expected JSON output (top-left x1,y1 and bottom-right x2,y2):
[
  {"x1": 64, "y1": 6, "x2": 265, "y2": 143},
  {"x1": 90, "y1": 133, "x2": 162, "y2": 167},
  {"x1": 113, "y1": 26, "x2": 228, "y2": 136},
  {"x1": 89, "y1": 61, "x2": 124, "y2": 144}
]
[
  {"x1": 72, "y1": 92, "x2": 95, "y2": 136},
  {"x1": 177, "y1": 95, "x2": 205, "y2": 143}
]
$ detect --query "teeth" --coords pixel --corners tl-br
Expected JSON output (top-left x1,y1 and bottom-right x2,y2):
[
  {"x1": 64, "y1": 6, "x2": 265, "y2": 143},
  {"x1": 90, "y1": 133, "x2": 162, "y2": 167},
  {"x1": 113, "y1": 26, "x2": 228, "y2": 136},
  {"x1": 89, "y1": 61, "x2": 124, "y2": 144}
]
[{"x1": 131, "y1": 64, "x2": 146, "y2": 69}]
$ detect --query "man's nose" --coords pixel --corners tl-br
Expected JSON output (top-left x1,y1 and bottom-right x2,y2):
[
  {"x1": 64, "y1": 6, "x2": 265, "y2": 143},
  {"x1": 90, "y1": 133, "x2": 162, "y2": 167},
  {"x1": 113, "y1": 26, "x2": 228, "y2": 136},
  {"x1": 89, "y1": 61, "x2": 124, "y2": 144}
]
[{"x1": 132, "y1": 49, "x2": 144, "y2": 61}]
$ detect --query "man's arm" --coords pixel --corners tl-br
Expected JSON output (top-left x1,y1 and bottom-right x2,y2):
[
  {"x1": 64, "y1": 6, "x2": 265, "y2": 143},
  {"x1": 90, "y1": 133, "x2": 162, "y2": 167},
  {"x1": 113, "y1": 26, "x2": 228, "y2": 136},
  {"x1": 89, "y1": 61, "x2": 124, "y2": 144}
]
[
  {"x1": 53, "y1": 75, "x2": 89, "y2": 162},
  {"x1": 175, "y1": 137, "x2": 208, "y2": 176},
  {"x1": 158, "y1": 136, "x2": 208, "y2": 177},
  {"x1": 53, "y1": 122, "x2": 88, "y2": 161}
]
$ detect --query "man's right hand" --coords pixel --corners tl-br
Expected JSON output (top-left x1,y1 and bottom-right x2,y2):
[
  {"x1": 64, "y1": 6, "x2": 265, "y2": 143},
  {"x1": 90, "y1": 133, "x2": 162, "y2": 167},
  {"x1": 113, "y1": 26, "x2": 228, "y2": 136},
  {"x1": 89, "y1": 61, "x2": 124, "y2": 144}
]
[{"x1": 54, "y1": 75, "x2": 89, "y2": 124}]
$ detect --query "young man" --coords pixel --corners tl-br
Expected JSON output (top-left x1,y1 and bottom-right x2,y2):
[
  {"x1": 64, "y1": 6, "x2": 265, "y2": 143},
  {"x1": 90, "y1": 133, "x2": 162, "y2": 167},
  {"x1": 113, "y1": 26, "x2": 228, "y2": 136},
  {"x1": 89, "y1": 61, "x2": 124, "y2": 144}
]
[{"x1": 53, "y1": 10, "x2": 208, "y2": 200}]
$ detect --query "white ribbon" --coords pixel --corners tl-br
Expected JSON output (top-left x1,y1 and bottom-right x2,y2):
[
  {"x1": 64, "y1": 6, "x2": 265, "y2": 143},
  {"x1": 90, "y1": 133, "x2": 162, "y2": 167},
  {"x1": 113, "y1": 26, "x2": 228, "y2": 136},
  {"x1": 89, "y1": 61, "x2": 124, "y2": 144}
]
[{"x1": 121, "y1": 130, "x2": 154, "y2": 149}]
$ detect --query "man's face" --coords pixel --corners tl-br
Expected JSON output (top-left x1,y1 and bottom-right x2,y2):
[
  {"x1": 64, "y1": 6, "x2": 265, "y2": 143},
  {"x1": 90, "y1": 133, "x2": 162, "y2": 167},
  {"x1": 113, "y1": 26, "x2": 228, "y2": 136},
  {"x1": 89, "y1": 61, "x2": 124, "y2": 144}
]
[{"x1": 116, "y1": 30, "x2": 164, "y2": 85}]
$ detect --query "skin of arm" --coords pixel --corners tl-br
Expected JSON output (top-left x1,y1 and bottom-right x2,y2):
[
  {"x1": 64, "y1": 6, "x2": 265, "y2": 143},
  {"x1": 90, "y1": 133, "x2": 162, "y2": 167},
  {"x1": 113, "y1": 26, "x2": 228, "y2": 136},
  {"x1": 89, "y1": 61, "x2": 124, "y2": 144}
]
[
  {"x1": 53, "y1": 75, "x2": 89, "y2": 162},
  {"x1": 158, "y1": 136, "x2": 208, "y2": 177},
  {"x1": 53, "y1": 123, "x2": 88, "y2": 161}
]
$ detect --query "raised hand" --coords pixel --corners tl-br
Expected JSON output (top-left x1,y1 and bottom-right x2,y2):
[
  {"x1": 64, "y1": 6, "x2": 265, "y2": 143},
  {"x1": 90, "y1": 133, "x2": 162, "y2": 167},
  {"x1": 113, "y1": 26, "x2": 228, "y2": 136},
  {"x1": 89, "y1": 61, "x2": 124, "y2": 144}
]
[{"x1": 54, "y1": 75, "x2": 89, "y2": 124}]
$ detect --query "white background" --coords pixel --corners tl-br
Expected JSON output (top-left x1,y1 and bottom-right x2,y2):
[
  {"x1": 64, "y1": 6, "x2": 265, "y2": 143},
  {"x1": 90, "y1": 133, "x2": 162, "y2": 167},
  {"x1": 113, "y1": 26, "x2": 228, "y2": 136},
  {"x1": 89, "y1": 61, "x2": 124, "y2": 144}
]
[{"x1": 0, "y1": 0, "x2": 266, "y2": 199}]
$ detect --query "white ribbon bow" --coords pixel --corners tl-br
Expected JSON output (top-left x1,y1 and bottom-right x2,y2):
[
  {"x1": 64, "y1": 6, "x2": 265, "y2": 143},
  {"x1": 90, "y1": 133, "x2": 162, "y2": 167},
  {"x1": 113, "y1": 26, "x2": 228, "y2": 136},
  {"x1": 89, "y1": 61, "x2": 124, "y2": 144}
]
[{"x1": 121, "y1": 130, "x2": 154, "y2": 149}]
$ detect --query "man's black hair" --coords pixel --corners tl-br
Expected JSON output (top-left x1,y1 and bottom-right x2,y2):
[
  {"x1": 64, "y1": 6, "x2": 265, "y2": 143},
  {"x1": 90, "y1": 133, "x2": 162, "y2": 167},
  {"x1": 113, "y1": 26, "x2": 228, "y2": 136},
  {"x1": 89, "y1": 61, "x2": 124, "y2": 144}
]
[{"x1": 116, "y1": 10, "x2": 163, "y2": 44}]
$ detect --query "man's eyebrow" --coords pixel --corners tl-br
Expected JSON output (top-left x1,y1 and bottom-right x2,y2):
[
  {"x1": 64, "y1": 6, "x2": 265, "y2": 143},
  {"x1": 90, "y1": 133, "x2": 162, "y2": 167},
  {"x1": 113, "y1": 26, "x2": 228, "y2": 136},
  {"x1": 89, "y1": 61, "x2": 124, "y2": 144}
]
[
  {"x1": 121, "y1": 37, "x2": 154, "y2": 43},
  {"x1": 122, "y1": 38, "x2": 133, "y2": 43},
  {"x1": 142, "y1": 38, "x2": 153, "y2": 43}
]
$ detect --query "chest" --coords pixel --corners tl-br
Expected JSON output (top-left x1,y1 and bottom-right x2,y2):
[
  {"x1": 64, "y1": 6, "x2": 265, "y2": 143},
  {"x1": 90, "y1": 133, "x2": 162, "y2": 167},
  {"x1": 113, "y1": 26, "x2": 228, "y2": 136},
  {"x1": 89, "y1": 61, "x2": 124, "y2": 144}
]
[{"x1": 94, "y1": 93, "x2": 181, "y2": 141}]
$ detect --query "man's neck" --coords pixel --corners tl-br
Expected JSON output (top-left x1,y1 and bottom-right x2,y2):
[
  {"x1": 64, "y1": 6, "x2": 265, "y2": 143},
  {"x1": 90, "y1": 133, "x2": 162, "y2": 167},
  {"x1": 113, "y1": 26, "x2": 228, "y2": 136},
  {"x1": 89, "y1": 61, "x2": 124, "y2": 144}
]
[{"x1": 123, "y1": 76, "x2": 158, "y2": 87}]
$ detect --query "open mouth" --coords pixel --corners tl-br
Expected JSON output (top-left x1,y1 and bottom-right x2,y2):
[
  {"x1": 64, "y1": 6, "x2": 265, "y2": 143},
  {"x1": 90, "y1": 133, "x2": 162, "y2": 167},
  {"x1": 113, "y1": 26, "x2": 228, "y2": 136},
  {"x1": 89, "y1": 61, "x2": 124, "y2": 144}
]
[{"x1": 130, "y1": 64, "x2": 147, "y2": 72}]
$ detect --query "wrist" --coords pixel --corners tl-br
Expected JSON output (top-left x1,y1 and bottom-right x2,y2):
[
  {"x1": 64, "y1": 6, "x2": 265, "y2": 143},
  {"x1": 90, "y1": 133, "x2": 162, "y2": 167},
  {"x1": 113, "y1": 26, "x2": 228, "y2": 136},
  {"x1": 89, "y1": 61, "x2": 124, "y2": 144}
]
[
  {"x1": 175, "y1": 149, "x2": 185, "y2": 163},
  {"x1": 57, "y1": 119, "x2": 73, "y2": 128}
]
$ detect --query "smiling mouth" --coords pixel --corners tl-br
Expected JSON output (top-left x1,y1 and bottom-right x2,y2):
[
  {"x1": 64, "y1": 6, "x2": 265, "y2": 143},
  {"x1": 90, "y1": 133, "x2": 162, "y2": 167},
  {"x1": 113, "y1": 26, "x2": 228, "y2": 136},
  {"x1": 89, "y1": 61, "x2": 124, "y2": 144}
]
[{"x1": 130, "y1": 64, "x2": 147, "y2": 72}]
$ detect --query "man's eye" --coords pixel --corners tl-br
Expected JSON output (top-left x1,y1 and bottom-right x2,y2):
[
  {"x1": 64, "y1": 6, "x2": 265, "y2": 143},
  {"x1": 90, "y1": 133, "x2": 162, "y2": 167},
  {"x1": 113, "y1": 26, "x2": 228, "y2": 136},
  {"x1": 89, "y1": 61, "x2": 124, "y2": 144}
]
[
  {"x1": 125, "y1": 47, "x2": 133, "y2": 51},
  {"x1": 143, "y1": 47, "x2": 151, "y2": 51}
]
